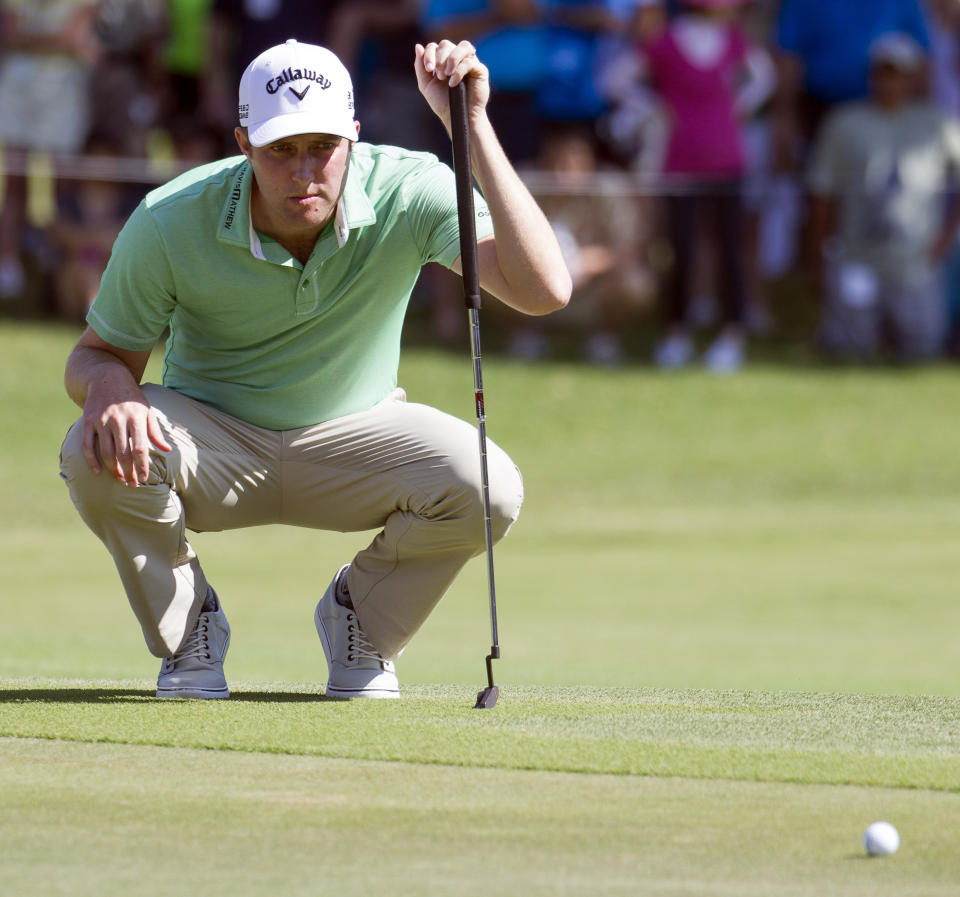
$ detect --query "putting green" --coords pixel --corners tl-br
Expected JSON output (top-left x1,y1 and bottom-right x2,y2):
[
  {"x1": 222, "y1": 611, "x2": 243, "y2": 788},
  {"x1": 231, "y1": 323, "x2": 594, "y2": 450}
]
[
  {"x1": 1, "y1": 726, "x2": 958, "y2": 897},
  {"x1": 1, "y1": 682, "x2": 958, "y2": 790}
]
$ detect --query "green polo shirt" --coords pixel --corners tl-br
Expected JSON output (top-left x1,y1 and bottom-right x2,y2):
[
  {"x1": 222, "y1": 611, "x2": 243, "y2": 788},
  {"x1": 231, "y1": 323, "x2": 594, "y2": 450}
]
[{"x1": 87, "y1": 143, "x2": 494, "y2": 429}]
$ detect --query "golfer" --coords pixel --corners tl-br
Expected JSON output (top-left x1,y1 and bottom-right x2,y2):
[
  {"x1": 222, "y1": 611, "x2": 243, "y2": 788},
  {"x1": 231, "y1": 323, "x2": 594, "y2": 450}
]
[{"x1": 59, "y1": 38, "x2": 570, "y2": 699}]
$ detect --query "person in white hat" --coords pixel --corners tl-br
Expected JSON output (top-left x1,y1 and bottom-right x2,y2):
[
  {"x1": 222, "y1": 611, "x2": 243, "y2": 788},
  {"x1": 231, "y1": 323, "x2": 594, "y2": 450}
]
[
  {"x1": 59, "y1": 38, "x2": 571, "y2": 699},
  {"x1": 807, "y1": 30, "x2": 960, "y2": 361}
]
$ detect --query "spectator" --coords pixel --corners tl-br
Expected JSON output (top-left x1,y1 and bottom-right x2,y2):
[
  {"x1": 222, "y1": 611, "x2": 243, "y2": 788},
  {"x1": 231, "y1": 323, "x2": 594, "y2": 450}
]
[
  {"x1": 416, "y1": 0, "x2": 547, "y2": 343},
  {"x1": 641, "y1": 0, "x2": 775, "y2": 372},
  {"x1": 772, "y1": 0, "x2": 929, "y2": 170},
  {"x1": 538, "y1": 1, "x2": 620, "y2": 128},
  {"x1": 326, "y1": 1, "x2": 430, "y2": 152},
  {"x1": 925, "y1": 0, "x2": 960, "y2": 117},
  {"x1": 49, "y1": 134, "x2": 140, "y2": 322},
  {"x1": 594, "y1": 1, "x2": 668, "y2": 168},
  {"x1": 201, "y1": 0, "x2": 346, "y2": 139},
  {"x1": 626, "y1": 0, "x2": 668, "y2": 41},
  {"x1": 807, "y1": 32, "x2": 960, "y2": 363},
  {"x1": 0, "y1": 0, "x2": 100, "y2": 300},
  {"x1": 506, "y1": 124, "x2": 653, "y2": 364},
  {"x1": 737, "y1": 0, "x2": 783, "y2": 334},
  {"x1": 923, "y1": 0, "x2": 960, "y2": 352},
  {"x1": 420, "y1": 0, "x2": 546, "y2": 163},
  {"x1": 769, "y1": 0, "x2": 931, "y2": 326},
  {"x1": 88, "y1": 0, "x2": 167, "y2": 156},
  {"x1": 162, "y1": 0, "x2": 216, "y2": 130},
  {"x1": 166, "y1": 116, "x2": 226, "y2": 165}
]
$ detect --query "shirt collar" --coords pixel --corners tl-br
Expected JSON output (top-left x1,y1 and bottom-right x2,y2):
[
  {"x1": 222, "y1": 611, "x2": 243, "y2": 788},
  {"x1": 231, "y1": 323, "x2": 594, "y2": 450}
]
[
  {"x1": 335, "y1": 152, "x2": 376, "y2": 245},
  {"x1": 217, "y1": 152, "x2": 377, "y2": 256}
]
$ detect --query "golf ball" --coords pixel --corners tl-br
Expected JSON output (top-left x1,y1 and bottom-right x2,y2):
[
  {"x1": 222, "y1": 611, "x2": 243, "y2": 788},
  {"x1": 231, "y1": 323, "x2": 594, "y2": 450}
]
[{"x1": 863, "y1": 821, "x2": 900, "y2": 856}]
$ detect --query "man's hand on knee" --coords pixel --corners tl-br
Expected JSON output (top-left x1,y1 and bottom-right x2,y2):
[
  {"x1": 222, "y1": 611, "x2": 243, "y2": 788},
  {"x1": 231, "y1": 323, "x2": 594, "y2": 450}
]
[{"x1": 82, "y1": 390, "x2": 171, "y2": 487}]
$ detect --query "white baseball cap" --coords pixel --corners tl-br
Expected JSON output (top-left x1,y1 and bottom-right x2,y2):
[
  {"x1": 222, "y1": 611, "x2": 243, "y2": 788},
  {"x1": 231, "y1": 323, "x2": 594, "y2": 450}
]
[
  {"x1": 869, "y1": 32, "x2": 926, "y2": 72},
  {"x1": 238, "y1": 39, "x2": 356, "y2": 146}
]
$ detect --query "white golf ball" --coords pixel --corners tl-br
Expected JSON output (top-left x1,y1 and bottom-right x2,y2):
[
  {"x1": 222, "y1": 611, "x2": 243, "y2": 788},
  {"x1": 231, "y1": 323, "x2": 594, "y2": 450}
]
[{"x1": 864, "y1": 821, "x2": 900, "y2": 856}]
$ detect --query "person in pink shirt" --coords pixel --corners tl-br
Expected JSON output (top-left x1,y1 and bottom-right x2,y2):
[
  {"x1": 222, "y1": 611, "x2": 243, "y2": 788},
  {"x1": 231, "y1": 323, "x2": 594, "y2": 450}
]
[{"x1": 641, "y1": 0, "x2": 775, "y2": 371}]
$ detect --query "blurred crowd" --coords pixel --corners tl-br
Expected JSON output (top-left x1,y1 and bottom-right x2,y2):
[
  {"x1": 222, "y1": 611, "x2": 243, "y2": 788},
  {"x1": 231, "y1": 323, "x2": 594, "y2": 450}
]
[{"x1": 3, "y1": 0, "x2": 960, "y2": 369}]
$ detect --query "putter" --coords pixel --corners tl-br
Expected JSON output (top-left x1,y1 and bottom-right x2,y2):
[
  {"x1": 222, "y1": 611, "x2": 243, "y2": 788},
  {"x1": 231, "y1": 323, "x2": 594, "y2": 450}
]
[{"x1": 449, "y1": 79, "x2": 500, "y2": 710}]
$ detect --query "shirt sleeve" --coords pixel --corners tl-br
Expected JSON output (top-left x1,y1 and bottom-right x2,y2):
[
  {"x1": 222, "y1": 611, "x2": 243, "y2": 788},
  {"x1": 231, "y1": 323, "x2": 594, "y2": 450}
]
[
  {"x1": 401, "y1": 158, "x2": 495, "y2": 269},
  {"x1": 85, "y1": 201, "x2": 178, "y2": 351}
]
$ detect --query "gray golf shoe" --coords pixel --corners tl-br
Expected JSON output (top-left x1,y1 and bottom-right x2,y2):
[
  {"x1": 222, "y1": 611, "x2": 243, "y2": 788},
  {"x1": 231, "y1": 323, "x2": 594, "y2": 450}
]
[
  {"x1": 156, "y1": 588, "x2": 231, "y2": 699},
  {"x1": 314, "y1": 565, "x2": 399, "y2": 699}
]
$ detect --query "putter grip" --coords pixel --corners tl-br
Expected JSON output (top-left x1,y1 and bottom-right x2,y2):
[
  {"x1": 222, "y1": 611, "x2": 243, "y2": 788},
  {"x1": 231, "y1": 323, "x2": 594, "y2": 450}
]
[{"x1": 450, "y1": 81, "x2": 482, "y2": 310}]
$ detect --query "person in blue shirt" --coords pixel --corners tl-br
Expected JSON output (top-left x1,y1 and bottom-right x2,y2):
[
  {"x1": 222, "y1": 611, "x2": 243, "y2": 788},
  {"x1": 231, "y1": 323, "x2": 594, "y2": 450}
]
[
  {"x1": 773, "y1": 0, "x2": 930, "y2": 167},
  {"x1": 419, "y1": 0, "x2": 623, "y2": 158},
  {"x1": 420, "y1": 0, "x2": 547, "y2": 161}
]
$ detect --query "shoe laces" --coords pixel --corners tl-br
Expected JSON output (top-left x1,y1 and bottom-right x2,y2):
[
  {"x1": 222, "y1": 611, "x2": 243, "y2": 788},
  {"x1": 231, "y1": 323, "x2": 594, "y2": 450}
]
[
  {"x1": 162, "y1": 613, "x2": 213, "y2": 670},
  {"x1": 346, "y1": 611, "x2": 385, "y2": 664}
]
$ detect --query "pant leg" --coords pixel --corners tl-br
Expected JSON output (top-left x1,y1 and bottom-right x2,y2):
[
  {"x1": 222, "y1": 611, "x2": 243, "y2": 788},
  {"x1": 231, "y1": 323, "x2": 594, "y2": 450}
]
[
  {"x1": 279, "y1": 392, "x2": 524, "y2": 659},
  {"x1": 666, "y1": 193, "x2": 697, "y2": 326},
  {"x1": 59, "y1": 384, "x2": 283, "y2": 657},
  {"x1": 712, "y1": 184, "x2": 747, "y2": 327},
  {"x1": 887, "y1": 271, "x2": 947, "y2": 361},
  {"x1": 818, "y1": 259, "x2": 882, "y2": 360}
]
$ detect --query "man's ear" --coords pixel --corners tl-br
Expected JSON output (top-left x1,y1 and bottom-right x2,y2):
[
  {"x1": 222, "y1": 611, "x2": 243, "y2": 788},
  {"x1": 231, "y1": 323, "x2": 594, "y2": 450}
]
[{"x1": 234, "y1": 127, "x2": 252, "y2": 159}]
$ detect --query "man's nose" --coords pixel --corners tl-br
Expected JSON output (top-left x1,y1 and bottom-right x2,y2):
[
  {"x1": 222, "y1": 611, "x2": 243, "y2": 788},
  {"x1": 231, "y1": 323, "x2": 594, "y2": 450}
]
[{"x1": 291, "y1": 155, "x2": 321, "y2": 184}]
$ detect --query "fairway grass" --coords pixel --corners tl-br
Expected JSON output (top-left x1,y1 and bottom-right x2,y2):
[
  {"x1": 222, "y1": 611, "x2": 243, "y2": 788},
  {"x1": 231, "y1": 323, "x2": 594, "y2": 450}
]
[{"x1": 4, "y1": 322, "x2": 960, "y2": 694}]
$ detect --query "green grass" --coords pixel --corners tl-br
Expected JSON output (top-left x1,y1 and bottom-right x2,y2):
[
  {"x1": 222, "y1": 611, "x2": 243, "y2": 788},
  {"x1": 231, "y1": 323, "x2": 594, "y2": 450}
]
[
  {"x1": 2, "y1": 683, "x2": 959, "y2": 789},
  {"x1": 4, "y1": 737, "x2": 957, "y2": 897},
  {"x1": 2, "y1": 320, "x2": 960, "y2": 895}
]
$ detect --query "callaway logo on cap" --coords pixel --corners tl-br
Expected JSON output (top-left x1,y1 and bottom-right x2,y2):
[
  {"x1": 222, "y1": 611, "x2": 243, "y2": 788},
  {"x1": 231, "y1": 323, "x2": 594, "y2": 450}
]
[{"x1": 238, "y1": 39, "x2": 356, "y2": 146}]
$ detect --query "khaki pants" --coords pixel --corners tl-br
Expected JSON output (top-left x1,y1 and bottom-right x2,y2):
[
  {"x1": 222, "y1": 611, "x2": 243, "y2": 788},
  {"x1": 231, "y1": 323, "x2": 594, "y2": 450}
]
[{"x1": 59, "y1": 385, "x2": 523, "y2": 661}]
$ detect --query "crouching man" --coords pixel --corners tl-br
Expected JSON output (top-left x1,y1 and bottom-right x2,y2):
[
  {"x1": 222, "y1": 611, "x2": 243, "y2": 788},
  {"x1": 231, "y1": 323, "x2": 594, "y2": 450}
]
[{"x1": 59, "y1": 38, "x2": 570, "y2": 698}]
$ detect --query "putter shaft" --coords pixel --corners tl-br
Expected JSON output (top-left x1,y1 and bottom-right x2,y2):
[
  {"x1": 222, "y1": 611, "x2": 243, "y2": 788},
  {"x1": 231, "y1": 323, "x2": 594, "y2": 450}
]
[{"x1": 450, "y1": 80, "x2": 501, "y2": 708}]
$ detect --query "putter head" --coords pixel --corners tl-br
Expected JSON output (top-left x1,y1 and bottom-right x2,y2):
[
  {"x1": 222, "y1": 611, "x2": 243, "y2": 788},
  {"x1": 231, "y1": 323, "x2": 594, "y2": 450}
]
[{"x1": 474, "y1": 685, "x2": 499, "y2": 709}]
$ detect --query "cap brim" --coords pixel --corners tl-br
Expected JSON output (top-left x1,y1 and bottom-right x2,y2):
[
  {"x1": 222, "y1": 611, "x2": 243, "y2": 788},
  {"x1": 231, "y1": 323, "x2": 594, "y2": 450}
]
[
  {"x1": 247, "y1": 112, "x2": 357, "y2": 146},
  {"x1": 870, "y1": 53, "x2": 921, "y2": 71}
]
